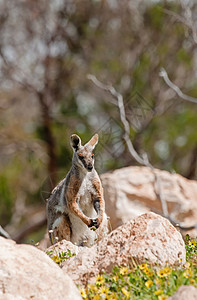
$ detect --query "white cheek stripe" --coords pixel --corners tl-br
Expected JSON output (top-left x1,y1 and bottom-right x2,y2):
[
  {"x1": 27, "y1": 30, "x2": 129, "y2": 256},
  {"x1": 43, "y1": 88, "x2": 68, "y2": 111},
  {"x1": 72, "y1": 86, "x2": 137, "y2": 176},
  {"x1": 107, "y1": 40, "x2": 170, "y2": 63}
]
[
  {"x1": 52, "y1": 216, "x2": 63, "y2": 229},
  {"x1": 78, "y1": 158, "x2": 85, "y2": 168}
]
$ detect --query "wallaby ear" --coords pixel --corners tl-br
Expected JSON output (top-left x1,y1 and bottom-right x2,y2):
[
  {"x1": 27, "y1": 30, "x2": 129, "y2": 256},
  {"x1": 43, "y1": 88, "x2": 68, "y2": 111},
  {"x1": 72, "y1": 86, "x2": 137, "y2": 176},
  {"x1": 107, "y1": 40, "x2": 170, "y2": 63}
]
[
  {"x1": 70, "y1": 134, "x2": 81, "y2": 151},
  {"x1": 86, "y1": 134, "x2": 99, "y2": 150}
]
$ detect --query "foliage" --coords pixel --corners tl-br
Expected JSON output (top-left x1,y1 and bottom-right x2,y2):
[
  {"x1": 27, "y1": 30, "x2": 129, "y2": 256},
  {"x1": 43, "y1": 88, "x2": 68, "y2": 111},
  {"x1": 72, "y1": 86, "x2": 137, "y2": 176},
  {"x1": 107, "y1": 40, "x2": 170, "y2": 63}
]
[
  {"x1": 80, "y1": 237, "x2": 197, "y2": 299},
  {"x1": 46, "y1": 230, "x2": 76, "y2": 264},
  {"x1": 185, "y1": 234, "x2": 197, "y2": 261},
  {"x1": 47, "y1": 249, "x2": 76, "y2": 265}
]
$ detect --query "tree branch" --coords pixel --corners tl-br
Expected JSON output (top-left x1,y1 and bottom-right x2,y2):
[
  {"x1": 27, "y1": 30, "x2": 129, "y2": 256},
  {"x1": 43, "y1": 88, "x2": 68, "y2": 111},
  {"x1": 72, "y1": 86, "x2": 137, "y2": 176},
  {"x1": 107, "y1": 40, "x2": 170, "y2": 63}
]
[
  {"x1": 159, "y1": 68, "x2": 197, "y2": 104},
  {"x1": 164, "y1": 3, "x2": 197, "y2": 45},
  {"x1": 12, "y1": 213, "x2": 47, "y2": 243}
]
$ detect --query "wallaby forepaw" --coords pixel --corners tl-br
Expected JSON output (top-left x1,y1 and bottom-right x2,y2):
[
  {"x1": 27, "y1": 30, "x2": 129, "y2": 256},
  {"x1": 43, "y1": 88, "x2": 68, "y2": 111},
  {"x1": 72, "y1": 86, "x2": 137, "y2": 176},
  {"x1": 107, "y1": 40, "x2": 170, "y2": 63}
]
[
  {"x1": 88, "y1": 218, "x2": 100, "y2": 229},
  {"x1": 90, "y1": 226, "x2": 97, "y2": 231}
]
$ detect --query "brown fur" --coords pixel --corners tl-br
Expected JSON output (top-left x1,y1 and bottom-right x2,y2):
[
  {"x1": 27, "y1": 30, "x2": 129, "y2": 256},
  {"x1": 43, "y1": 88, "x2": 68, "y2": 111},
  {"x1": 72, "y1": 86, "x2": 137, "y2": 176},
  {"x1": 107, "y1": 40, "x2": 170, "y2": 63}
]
[{"x1": 66, "y1": 175, "x2": 92, "y2": 226}]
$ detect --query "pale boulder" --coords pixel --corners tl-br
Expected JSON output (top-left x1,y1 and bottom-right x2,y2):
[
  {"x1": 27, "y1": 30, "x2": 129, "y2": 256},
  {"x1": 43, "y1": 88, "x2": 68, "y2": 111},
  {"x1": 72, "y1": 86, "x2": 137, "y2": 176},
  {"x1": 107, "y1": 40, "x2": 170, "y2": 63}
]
[
  {"x1": 62, "y1": 212, "x2": 186, "y2": 286},
  {"x1": 168, "y1": 285, "x2": 197, "y2": 300},
  {"x1": 101, "y1": 166, "x2": 197, "y2": 234},
  {"x1": 0, "y1": 237, "x2": 81, "y2": 300}
]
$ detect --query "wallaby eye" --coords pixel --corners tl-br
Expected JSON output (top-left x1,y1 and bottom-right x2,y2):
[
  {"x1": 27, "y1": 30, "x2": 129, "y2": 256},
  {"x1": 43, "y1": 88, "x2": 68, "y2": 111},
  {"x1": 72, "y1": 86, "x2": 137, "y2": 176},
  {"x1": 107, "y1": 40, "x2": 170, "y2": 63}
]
[
  {"x1": 92, "y1": 154, "x2": 94, "y2": 158},
  {"x1": 78, "y1": 153, "x2": 84, "y2": 160}
]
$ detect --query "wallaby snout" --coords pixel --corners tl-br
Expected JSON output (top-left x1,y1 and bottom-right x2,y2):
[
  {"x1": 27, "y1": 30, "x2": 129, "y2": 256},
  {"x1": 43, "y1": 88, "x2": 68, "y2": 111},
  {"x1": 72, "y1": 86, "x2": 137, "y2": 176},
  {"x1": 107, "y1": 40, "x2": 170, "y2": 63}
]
[{"x1": 87, "y1": 164, "x2": 93, "y2": 171}]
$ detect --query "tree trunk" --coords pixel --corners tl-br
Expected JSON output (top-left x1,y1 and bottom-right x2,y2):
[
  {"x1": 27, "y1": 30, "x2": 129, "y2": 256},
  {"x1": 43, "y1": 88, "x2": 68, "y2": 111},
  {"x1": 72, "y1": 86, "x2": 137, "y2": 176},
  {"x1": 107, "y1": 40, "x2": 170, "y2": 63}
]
[{"x1": 37, "y1": 92, "x2": 57, "y2": 187}]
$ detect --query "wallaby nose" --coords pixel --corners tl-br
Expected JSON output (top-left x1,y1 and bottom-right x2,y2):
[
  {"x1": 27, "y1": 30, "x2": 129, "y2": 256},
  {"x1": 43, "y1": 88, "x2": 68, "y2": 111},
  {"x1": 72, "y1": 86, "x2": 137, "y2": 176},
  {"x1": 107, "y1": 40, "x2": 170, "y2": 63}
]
[{"x1": 87, "y1": 165, "x2": 93, "y2": 171}]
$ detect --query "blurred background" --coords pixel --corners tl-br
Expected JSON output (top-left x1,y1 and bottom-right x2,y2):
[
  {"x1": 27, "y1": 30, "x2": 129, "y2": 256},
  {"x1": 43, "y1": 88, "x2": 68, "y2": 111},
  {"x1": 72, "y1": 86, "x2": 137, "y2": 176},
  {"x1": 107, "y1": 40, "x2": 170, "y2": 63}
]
[{"x1": 0, "y1": 0, "x2": 197, "y2": 244}]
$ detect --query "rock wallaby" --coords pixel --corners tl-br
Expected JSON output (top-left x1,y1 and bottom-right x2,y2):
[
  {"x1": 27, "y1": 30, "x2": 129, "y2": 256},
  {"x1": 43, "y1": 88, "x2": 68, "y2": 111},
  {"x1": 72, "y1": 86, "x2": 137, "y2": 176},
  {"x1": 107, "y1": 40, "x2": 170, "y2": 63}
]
[{"x1": 46, "y1": 134, "x2": 108, "y2": 247}]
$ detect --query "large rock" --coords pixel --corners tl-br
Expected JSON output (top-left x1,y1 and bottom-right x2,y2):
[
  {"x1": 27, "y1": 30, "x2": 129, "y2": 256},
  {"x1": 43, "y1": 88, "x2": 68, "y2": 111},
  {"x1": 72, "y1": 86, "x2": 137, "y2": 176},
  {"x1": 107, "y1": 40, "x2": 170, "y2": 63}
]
[
  {"x1": 62, "y1": 212, "x2": 186, "y2": 286},
  {"x1": 168, "y1": 285, "x2": 197, "y2": 300},
  {"x1": 0, "y1": 237, "x2": 81, "y2": 300},
  {"x1": 101, "y1": 166, "x2": 197, "y2": 234}
]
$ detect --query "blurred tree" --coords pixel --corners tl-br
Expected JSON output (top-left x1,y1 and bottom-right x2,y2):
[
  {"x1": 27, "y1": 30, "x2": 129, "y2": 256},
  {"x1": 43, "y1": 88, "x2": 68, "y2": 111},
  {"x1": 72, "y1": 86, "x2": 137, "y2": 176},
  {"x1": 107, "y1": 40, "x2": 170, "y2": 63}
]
[{"x1": 0, "y1": 0, "x2": 196, "y2": 241}]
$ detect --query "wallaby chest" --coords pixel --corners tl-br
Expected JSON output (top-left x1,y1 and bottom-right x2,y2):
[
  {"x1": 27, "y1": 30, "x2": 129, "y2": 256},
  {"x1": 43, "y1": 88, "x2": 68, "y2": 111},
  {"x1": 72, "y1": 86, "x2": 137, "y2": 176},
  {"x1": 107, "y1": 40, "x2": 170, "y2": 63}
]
[{"x1": 76, "y1": 174, "x2": 95, "y2": 216}]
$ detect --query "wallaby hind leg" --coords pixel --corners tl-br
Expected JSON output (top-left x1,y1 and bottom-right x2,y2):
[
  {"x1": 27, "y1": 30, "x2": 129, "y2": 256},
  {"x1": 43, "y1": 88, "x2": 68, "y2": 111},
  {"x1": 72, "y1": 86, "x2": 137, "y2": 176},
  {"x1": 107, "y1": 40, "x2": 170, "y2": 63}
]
[{"x1": 49, "y1": 214, "x2": 71, "y2": 244}]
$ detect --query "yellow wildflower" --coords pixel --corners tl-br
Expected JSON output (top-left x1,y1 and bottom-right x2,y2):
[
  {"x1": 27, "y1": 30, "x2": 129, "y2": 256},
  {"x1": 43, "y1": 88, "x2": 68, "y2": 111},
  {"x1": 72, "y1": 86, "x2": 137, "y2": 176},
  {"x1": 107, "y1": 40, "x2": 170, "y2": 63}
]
[
  {"x1": 189, "y1": 240, "x2": 196, "y2": 247},
  {"x1": 100, "y1": 286, "x2": 109, "y2": 295},
  {"x1": 110, "y1": 295, "x2": 118, "y2": 300},
  {"x1": 121, "y1": 287, "x2": 130, "y2": 298},
  {"x1": 139, "y1": 263, "x2": 148, "y2": 270},
  {"x1": 105, "y1": 296, "x2": 113, "y2": 300},
  {"x1": 190, "y1": 279, "x2": 195, "y2": 284},
  {"x1": 88, "y1": 284, "x2": 98, "y2": 292},
  {"x1": 52, "y1": 255, "x2": 61, "y2": 264},
  {"x1": 158, "y1": 295, "x2": 167, "y2": 300},
  {"x1": 146, "y1": 270, "x2": 153, "y2": 277},
  {"x1": 144, "y1": 267, "x2": 150, "y2": 275},
  {"x1": 183, "y1": 269, "x2": 193, "y2": 278},
  {"x1": 113, "y1": 275, "x2": 118, "y2": 281},
  {"x1": 157, "y1": 270, "x2": 165, "y2": 278},
  {"x1": 155, "y1": 277, "x2": 161, "y2": 285},
  {"x1": 154, "y1": 289, "x2": 163, "y2": 295},
  {"x1": 96, "y1": 274, "x2": 105, "y2": 285},
  {"x1": 162, "y1": 267, "x2": 172, "y2": 275},
  {"x1": 157, "y1": 267, "x2": 172, "y2": 277},
  {"x1": 185, "y1": 262, "x2": 190, "y2": 269},
  {"x1": 145, "y1": 280, "x2": 153, "y2": 288},
  {"x1": 120, "y1": 267, "x2": 128, "y2": 275},
  {"x1": 79, "y1": 288, "x2": 87, "y2": 298}
]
